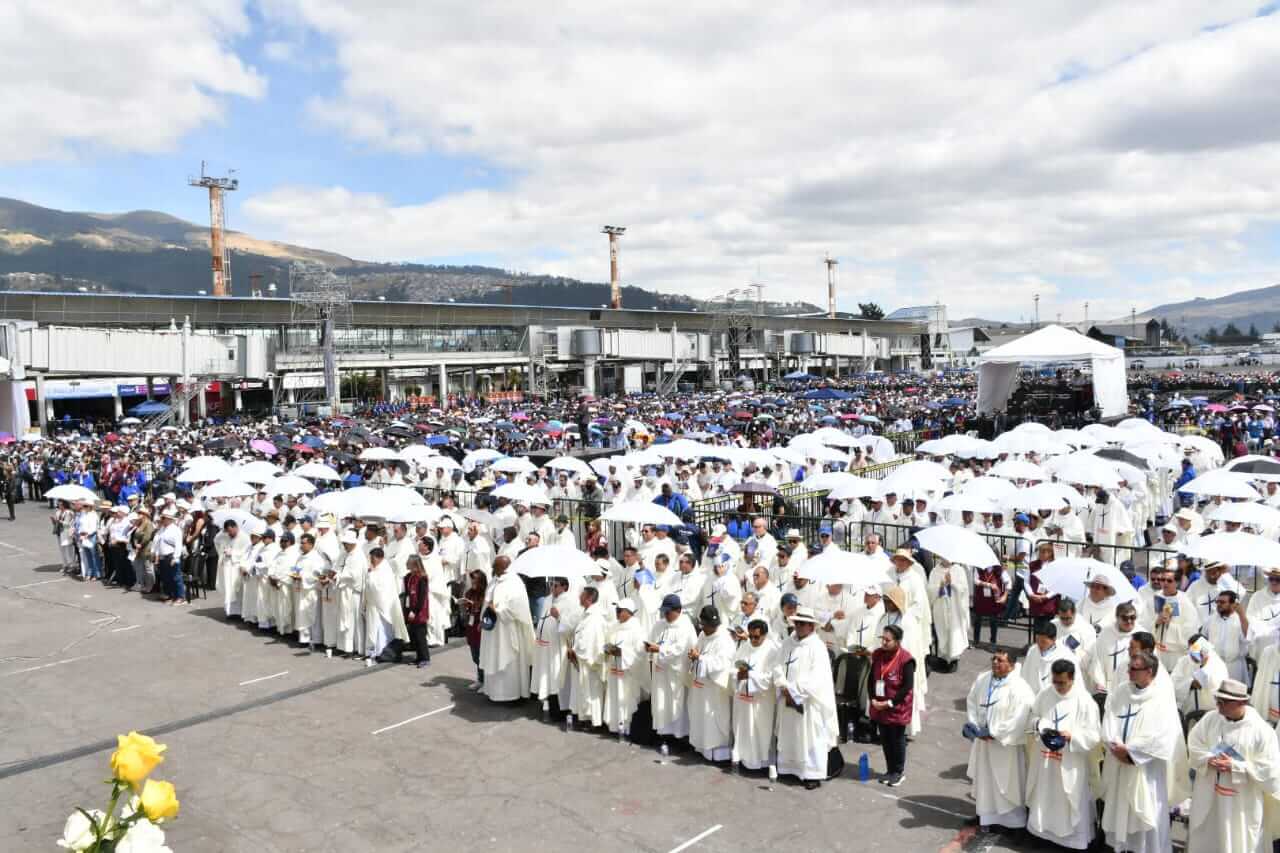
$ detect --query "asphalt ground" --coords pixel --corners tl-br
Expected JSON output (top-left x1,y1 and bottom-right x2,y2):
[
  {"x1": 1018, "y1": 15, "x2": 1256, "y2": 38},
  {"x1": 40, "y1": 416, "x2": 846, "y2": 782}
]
[{"x1": 0, "y1": 499, "x2": 1147, "y2": 853}]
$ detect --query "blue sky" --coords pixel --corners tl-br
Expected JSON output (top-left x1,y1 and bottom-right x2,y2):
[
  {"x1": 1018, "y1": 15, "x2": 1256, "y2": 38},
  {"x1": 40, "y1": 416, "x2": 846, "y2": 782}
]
[{"x1": 3, "y1": 1, "x2": 1280, "y2": 322}]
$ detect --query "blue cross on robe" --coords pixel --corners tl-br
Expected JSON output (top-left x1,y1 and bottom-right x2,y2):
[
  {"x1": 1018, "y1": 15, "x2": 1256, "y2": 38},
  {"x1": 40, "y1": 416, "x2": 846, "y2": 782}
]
[
  {"x1": 1051, "y1": 707, "x2": 1069, "y2": 730},
  {"x1": 784, "y1": 650, "x2": 799, "y2": 680},
  {"x1": 1109, "y1": 642, "x2": 1126, "y2": 673},
  {"x1": 855, "y1": 619, "x2": 871, "y2": 648},
  {"x1": 1117, "y1": 704, "x2": 1140, "y2": 742},
  {"x1": 1040, "y1": 647, "x2": 1057, "y2": 684},
  {"x1": 981, "y1": 676, "x2": 1005, "y2": 720},
  {"x1": 1199, "y1": 594, "x2": 1215, "y2": 618}
]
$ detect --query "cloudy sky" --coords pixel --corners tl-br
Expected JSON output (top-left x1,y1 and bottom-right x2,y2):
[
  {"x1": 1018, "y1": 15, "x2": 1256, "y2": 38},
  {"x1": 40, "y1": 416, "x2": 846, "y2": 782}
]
[{"x1": 3, "y1": 1, "x2": 1279, "y2": 321}]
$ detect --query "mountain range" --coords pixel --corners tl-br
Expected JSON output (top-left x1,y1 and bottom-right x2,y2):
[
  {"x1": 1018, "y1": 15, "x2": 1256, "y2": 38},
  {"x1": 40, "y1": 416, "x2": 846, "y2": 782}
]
[
  {"x1": 0, "y1": 197, "x2": 821, "y2": 314},
  {"x1": 1131, "y1": 286, "x2": 1280, "y2": 338}
]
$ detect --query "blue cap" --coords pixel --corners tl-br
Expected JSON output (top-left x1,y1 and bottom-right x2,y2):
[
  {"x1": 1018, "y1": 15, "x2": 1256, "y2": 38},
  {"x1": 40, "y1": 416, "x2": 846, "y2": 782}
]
[
  {"x1": 634, "y1": 568, "x2": 656, "y2": 586},
  {"x1": 1014, "y1": 513, "x2": 1031, "y2": 525},
  {"x1": 780, "y1": 592, "x2": 799, "y2": 608},
  {"x1": 659, "y1": 593, "x2": 683, "y2": 613},
  {"x1": 818, "y1": 524, "x2": 833, "y2": 535}
]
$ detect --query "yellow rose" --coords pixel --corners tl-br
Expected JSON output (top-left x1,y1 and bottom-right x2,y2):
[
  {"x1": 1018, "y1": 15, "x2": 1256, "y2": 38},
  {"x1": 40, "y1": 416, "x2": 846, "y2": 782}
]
[
  {"x1": 110, "y1": 732, "x2": 166, "y2": 787},
  {"x1": 139, "y1": 778, "x2": 180, "y2": 822}
]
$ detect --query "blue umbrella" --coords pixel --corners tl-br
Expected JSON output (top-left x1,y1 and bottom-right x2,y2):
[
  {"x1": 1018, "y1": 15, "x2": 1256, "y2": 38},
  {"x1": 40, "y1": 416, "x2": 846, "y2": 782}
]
[
  {"x1": 784, "y1": 370, "x2": 816, "y2": 381},
  {"x1": 801, "y1": 388, "x2": 853, "y2": 400},
  {"x1": 425, "y1": 435, "x2": 450, "y2": 446},
  {"x1": 693, "y1": 414, "x2": 711, "y2": 422},
  {"x1": 301, "y1": 435, "x2": 325, "y2": 449},
  {"x1": 706, "y1": 424, "x2": 727, "y2": 434}
]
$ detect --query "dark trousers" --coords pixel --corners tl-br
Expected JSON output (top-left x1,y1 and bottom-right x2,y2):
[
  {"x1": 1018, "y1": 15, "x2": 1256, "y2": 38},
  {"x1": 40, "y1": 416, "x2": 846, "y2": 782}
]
[
  {"x1": 111, "y1": 544, "x2": 136, "y2": 589},
  {"x1": 973, "y1": 613, "x2": 999, "y2": 645},
  {"x1": 159, "y1": 557, "x2": 184, "y2": 600},
  {"x1": 880, "y1": 723, "x2": 907, "y2": 776},
  {"x1": 407, "y1": 622, "x2": 431, "y2": 663}
]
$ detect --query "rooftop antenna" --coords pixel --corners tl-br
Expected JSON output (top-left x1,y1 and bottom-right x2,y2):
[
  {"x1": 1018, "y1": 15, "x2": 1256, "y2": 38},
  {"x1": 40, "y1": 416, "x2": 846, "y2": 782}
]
[
  {"x1": 824, "y1": 253, "x2": 838, "y2": 318},
  {"x1": 602, "y1": 226, "x2": 626, "y2": 309},
  {"x1": 188, "y1": 162, "x2": 239, "y2": 297}
]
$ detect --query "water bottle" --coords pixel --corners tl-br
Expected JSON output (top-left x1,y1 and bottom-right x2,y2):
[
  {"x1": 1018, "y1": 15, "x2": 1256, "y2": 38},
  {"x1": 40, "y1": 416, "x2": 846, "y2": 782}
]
[
  {"x1": 564, "y1": 712, "x2": 574, "y2": 732},
  {"x1": 858, "y1": 752, "x2": 871, "y2": 783},
  {"x1": 658, "y1": 741, "x2": 670, "y2": 765}
]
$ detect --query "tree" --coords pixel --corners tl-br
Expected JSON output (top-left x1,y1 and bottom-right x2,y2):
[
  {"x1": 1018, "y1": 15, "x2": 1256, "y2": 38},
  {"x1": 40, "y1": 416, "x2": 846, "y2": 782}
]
[
  {"x1": 857, "y1": 302, "x2": 885, "y2": 320},
  {"x1": 1222, "y1": 322, "x2": 1243, "y2": 338},
  {"x1": 1205, "y1": 326, "x2": 1220, "y2": 343},
  {"x1": 1248, "y1": 323, "x2": 1260, "y2": 339},
  {"x1": 1272, "y1": 321, "x2": 1280, "y2": 334}
]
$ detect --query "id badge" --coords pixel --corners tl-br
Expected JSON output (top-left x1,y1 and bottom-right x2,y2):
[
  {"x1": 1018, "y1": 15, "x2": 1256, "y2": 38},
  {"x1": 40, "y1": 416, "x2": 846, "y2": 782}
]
[
  {"x1": 982, "y1": 586, "x2": 992, "y2": 598},
  {"x1": 875, "y1": 679, "x2": 886, "y2": 697}
]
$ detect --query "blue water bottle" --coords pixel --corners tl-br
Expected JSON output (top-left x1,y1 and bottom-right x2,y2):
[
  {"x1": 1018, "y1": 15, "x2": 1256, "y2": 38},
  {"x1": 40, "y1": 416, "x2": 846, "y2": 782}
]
[{"x1": 858, "y1": 752, "x2": 870, "y2": 783}]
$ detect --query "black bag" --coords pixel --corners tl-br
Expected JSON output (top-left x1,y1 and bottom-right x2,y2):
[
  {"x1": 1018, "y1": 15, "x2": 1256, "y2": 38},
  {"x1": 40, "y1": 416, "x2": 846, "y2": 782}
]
[{"x1": 825, "y1": 746, "x2": 846, "y2": 780}]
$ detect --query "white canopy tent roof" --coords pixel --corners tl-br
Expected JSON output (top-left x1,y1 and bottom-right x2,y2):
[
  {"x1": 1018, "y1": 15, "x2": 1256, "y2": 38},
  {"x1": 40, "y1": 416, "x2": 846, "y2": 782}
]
[{"x1": 977, "y1": 324, "x2": 1128, "y2": 419}]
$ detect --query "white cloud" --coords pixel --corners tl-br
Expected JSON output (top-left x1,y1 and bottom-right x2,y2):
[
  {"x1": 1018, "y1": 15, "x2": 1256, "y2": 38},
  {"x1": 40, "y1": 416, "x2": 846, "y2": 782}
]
[
  {"x1": 0, "y1": 1, "x2": 264, "y2": 162},
  {"x1": 246, "y1": 1, "x2": 1280, "y2": 319}
]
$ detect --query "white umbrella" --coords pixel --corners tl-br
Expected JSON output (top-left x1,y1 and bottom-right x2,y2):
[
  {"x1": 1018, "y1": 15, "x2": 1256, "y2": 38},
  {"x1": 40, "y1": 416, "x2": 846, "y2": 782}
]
[
  {"x1": 358, "y1": 447, "x2": 402, "y2": 462},
  {"x1": 914, "y1": 525, "x2": 1000, "y2": 568},
  {"x1": 796, "y1": 550, "x2": 892, "y2": 586},
  {"x1": 989, "y1": 459, "x2": 1048, "y2": 482},
  {"x1": 601, "y1": 501, "x2": 684, "y2": 527},
  {"x1": 804, "y1": 471, "x2": 876, "y2": 494},
  {"x1": 915, "y1": 434, "x2": 986, "y2": 458},
  {"x1": 234, "y1": 460, "x2": 283, "y2": 484},
  {"x1": 1205, "y1": 501, "x2": 1280, "y2": 529},
  {"x1": 491, "y1": 482, "x2": 552, "y2": 506},
  {"x1": 1051, "y1": 457, "x2": 1122, "y2": 489},
  {"x1": 1184, "y1": 532, "x2": 1280, "y2": 567},
  {"x1": 400, "y1": 445, "x2": 441, "y2": 465},
  {"x1": 993, "y1": 431, "x2": 1045, "y2": 455},
  {"x1": 293, "y1": 461, "x2": 342, "y2": 481},
  {"x1": 372, "y1": 484, "x2": 428, "y2": 507},
  {"x1": 590, "y1": 457, "x2": 633, "y2": 477},
  {"x1": 546, "y1": 456, "x2": 595, "y2": 478},
  {"x1": 491, "y1": 456, "x2": 539, "y2": 475},
  {"x1": 201, "y1": 479, "x2": 256, "y2": 499},
  {"x1": 462, "y1": 448, "x2": 504, "y2": 473},
  {"x1": 1020, "y1": 482, "x2": 1088, "y2": 510},
  {"x1": 416, "y1": 456, "x2": 462, "y2": 473},
  {"x1": 119, "y1": 416, "x2": 141, "y2": 425},
  {"x1": 661, "y1": 438, "x2": 714, "y2": 459},
  {"x1": 178, "y1": 458, "x2": 234, "y2": 483},
  {"x1": 959, "y1": 476, "x2": 1020, "y2": 506},
  {"x1": 385, "y1": 504, "x2": 443, "y2": 526},
  {"x1": 210, "y1": 508, "x2": 255, "y2": 530},
  {"x1": 1036, "y1": 557, "x2": 1138, "y2": 605},
  {"x1": 936, "y1": 492, "x2": 999, "y2": 516},
  {"x1": 808, "y1": 426, "x2": 860, "y2": 448},
  {"x1": 307, "y1": 490, "x2": 349, "y2": 517},
  {"x1": 45, "y1": 484, "x2": 99, "y2": 504},
  {"x1": 1178, "y1": 470, "x2": 1260, "y2": 501},
  {"x1": 827, "y1": 478, "x2": 882, "y2": 501},
  {"x1": 264, "y1": 475, "x2": 317, "y2": 496},
  {"x1": 885, "y1": 459, "x2": 952, "y2": 482},
  {"x1": 339, "y1": 487, "x2": 397, "y2": 520},
  {"x1": 512, "y1": 545, "x2": 602, "y2": 578}
]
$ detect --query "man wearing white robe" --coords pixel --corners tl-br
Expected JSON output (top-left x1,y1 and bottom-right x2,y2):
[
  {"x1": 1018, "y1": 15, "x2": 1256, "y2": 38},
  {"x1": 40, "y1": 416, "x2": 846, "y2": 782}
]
[
  {"x1": 1202, "y1": 590, "x2": 1250, "y2": 683},
  {"x1": 1187, "y1": 678, "x2": 1280, "y2": 853},
  {"x1": 1141, "y1": 566, "x2": 1201, "y2": 671},
  {"x1": 1085, "y1": 602, "x2": 1143, "y2": 698},
  {"x1": 463, "y1": 521, "x2": 495, "y2": 584},
  {"x1": 1173, "y1": 636, "x2": 1228, "y2": 719},
  {"x1": 268, "y1": 535, "x2": 298, "y2": 635},
  {"x1": 1246, "y1": 568, "x2": 1280, "y2": 660},
  {"x1": 773, "y1": 606, "x2": 839, "y2": 788},
  {"x1": 293, "y1": 533, "x2": 327, "y2": 647},
  {"x1": 215, "y1": 519, "x2": 252, "y2": 618},
  {"x1": 927, "y1": 558, "x2": 971, "y2": 665},
  {"x1": 1187, "y1": 561, "x2": 1246, "y2": 626},
  {"x1": 890, "y1": 549, "x2": 933, "y2": 647},
  {"x1": 334, "y1": 531, "x2": 366, "y2": 656},
  {"x1": 566, "y1": 585, "x2": 608, "y2": 726},
  {"x1": 647, "y1": 594, "x2": 698, "y2": 741},
  {"x1": 435, "y1": 517, "x2": 465, "y2": 584},
  {"x1": 702, "y1": 552, "x2": 743, "y2": 628},
  {"x1": 532, "y1": 578, "x2": 577, "y2": 703},
  {"x1": 1079, "y1": 578, "x2": 1120, "y2": 635},
  {"x1": 479, "y1": 555, "x2": 536, "y2": 701},
  {"x1": 419, "y1": 537, "x2": 452, "y2": 647},
  {"x1": 1100, "y1": 649, "x2": 1185, "y2": 853},
  {"x1": 1248, "y1": 626, "x2": 1280, "y2": 724},
  {"x1": 1025, "y1": 658, "x2": 1100, "y2": 850},
  {"x1": 1021, "y1": 622, "x2": 1074, "y2": 694},
  {"x1": 686, "y1": 605, "x2": 736, "y2": 762},
  {"x1": 732, "y1": 618, "x2": 781, "y2": 771},
  {"x1": 602, "y1": 598, "x2": 649, "y2": 736},
  {"x1": 813, "y1": 583, "x2": 858, "y2": 657},
  {"x1": 965, "y1": 649, "x2": 1035, "y2": 830},
  {"x1": 363, "y1": 547, "x2": 409, "y2": 662}
]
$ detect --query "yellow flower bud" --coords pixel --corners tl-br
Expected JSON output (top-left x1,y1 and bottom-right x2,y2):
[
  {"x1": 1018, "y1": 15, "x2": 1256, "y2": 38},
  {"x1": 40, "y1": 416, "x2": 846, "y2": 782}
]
[
  {"x1": 139, "y1": 778, "x2": 180, "y2": 822},
  {"x1": 109, "y1": 732, "x2": 166, "y2": 788}
]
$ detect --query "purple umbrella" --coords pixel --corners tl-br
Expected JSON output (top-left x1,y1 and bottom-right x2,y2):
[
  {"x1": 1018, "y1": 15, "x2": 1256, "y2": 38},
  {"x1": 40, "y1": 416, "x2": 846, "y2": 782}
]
[{"x1": 250, "y1": 439, "x2": 278, "y2": 457}]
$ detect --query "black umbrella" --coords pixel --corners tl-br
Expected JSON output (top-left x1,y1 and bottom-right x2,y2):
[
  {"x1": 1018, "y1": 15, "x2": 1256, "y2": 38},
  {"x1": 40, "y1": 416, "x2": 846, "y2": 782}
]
[
  {"x1": 203, "y1": 436, "x2": 240, "y2": 451},
  {"x1": 1094, "y1": 447, "x2": 1150, "y2": 471},
  {"x1": 730, "y1": 482, "x2": 779, "y2": 496},
  {"x1": 1228, "y1": 458, "x2": 1280, "y2": 476}
]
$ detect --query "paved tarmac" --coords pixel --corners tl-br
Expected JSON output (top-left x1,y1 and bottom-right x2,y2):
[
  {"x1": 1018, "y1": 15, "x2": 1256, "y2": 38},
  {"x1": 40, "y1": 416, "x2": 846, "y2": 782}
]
[{"x1": 0, "y1": 499, "x2": 1124, "y2": 853}]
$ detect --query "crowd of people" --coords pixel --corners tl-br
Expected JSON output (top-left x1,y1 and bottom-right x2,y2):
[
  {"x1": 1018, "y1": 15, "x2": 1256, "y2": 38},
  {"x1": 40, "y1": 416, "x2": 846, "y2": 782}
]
[{"x1": 21, "y1": 371, "x2": 1280, "y2": 851}]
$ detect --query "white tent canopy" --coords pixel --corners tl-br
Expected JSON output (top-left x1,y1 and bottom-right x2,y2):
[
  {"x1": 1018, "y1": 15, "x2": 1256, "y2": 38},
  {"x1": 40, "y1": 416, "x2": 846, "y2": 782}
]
[{"x1": 977, "y1": 324, "x2": 1128, "y2": 419}]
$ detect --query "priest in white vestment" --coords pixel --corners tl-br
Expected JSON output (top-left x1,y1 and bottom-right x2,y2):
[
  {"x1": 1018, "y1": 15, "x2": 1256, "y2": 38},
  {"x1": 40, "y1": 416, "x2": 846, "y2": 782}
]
[
  {"x1": 480, "y1": 555, "x2": 536, "y2": 701},
  {"x1": 1021, "y1": 622, "x2": 1074, "y2": 694},
  {"x1": 1172, "y1": 636, "x2": 1228, "y2": 719},
  {"x1": 1187, "y1": 678, "x2": 1280, "y2": 853},
  {"x1": 1079, "y1": 577, "x2": 1121, "y2": 635},
  {"x1": 1085, "y1": 602, "x2": 1143, "y2": 698},
  {"x1": 215, "y1": 519, "x2": 252, "y2": 618},
  {"x1": 532, "y1": 578, "x2": 577, "y2": 703},
  {"x1": 773, "y1": 606, "x2": 839, "y2": 788},
  {"x1": 927, "y1": 558, "x2": 971, "y2": 665},
  {"x1": 1201, "y1": 590, "x2": 1250, "y2": 683},
  {"x1": 566, "y1": 585, "x2": 608, "y2": 726},
  {"x1": 1140, "y1": 566, "x2": 1201, "y2": 671},
  {"x1": 1100, "y1": 649, "x2": 1185, "y2": 853},
  {"x1": 419, "y1": 537, "x2": 452, "y2": 647},
  {"x1": 335, "y1": 530, "x2": 367, "y2": 656},
  {"x1": 1025, "y1": 658, "x2": 1100, "y2": 850},
  {"x1": 686, "y1": 605, "x2": 736, "y2": 762},
  {"x1": 732, "y1": 618, "x2": 781, "y2": 771},
  {"x1": 965, "y1": 649, "x2": 1035, "y2": 829},
  {"x1": 268, "y1": 534, "x2": 299, "y2": 634},
  {"x1": 646, "y1": 594, "x2": 697, "y2": 740},
  {"x1": 1245, "y1": 568, "x2": 1280, "y2": 660},
  {"x1": 602, "y1": 599, "x2": 649, "y2": 736},
  {"x1": 293, "y1": 533, "x2": 327, "y2": 647},
  {"x1": 1248, "y1": 626, "x2": 1280, "y2": 724},
  {"x1": 363, "y1": 547, "x2": 409, "y2": 662}
]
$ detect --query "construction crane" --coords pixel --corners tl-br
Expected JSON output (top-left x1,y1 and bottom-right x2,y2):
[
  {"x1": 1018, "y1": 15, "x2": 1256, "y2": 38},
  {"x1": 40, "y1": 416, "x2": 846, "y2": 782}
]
[
  {"x1": 189, "y1": 162, "x2": 238, "y2": 297},
  {"x1": 824, "y1": 253, "x2": 838, "y2": 319},
  {"x1": 602, "y1": 225, "x2": 626, "y2": 309}
]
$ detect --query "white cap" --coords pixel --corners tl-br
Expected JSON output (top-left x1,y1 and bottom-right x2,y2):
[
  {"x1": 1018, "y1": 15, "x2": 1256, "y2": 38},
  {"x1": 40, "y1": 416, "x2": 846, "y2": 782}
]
[
  {"x1": 436, "y1": 516, "x2": 456, "y2": 530},
  {"x1": 616, "y1": 597, "x2": 637, "y2": 613},
  {"x1": 340, "y1": 530, "x2": 359, "y2": 545},
  {"x1": 160, "y1": 508, "x2": 177, "y2": 520}
]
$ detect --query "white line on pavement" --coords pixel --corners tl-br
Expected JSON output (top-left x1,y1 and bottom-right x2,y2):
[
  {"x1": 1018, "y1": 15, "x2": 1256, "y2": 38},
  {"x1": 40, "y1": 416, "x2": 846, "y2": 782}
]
[
  {"x1": 239, "y1": 671, "x2": 289, "y2": 687},
  {"x1": 10, "y1": 577, "x2": 67, "y2": 589},
  {"x1": 667, "y1": 824, "x2": 723, "y2": 853},
  {"x1": 89, "y1": 616, "x2": 116, "y2": 624},
  {"x1": 877, "y1": 792, "x2": 970, "y2": 820},
  {"x1": 2, "y1": 654, "x2": 96, "y2": 677},
  {"x1": 0, "y1": 540, "x2": 35, "y2": 554},
  {"x1": 110, "y1": 624, "x2": 141, "y2": 633},
  {"x1": 370, "y1": 703, "x2": 455, "y2": 736}
]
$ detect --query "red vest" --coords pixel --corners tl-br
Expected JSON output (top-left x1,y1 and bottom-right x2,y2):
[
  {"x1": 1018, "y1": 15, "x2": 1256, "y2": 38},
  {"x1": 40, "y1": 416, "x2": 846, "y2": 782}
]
[{"x1": 869, "y1": 647, "x2": 913, "y2": 726}]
